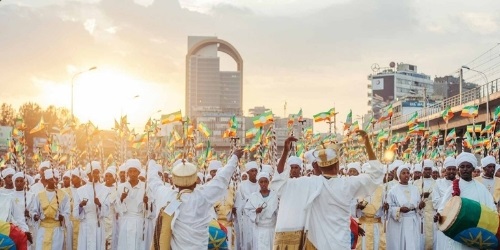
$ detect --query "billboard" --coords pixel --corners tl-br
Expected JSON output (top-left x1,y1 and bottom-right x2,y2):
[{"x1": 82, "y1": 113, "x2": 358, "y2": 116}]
[{"x1": 371, "y1": 75, "x2": 395, "y2": 119}]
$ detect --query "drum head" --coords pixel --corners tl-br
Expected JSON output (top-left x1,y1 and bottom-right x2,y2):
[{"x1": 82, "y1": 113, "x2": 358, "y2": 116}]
[{"x1": 439, "y1": 196, "x2": 462, "y2": 231}]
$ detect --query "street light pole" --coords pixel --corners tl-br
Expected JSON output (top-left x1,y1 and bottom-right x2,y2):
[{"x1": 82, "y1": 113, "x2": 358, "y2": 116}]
[
  {"x1": 462, "y1": 66, "x2": 489, "y2": 122},
  {"x1": 71, "y1": 66, "x2": 97, "y2": 121}
]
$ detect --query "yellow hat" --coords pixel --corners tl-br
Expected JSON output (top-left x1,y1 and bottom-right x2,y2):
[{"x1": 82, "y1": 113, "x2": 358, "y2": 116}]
[
  {"x1": 172, "y1": 162, "x2": 198, "y2": 187},
  {"x1": 315, "y1": 147, "x2": 339, "y2": 168}
]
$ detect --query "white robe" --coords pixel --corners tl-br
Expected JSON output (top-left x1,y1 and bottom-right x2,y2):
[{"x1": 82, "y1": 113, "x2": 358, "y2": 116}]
[
  {"x1": 152, "y1": 155, "x2": 239, "y2": 249},
  {"x1": 74, "y1": 182, "x2": 110, "y2": 250},
  {"x1": 32, "y1": 190, "x2": 71, "y2": 250},
  {"x1": 104, "y1": 185, "x2": 119, "y2": 250},
  {"x1": 115, "y1": 181, "x2": 149, "y2": 250},
  {"x1": 234, "y1": 179, "x2": 259, "y2": 249},
  {"x1": 244, "y1": 191, "x2": 278, "y2": 250},
  {"x1": 413, "y1": 177, "x2": 436, "y2": 250},
  {"x1": 11, "y1": 190, "x2": 34, "y2": 232},
  {"x1": 270, "y1": 173, "x2": 314, "y2": 235},
  {"x1": 432, "y1": 178, "x2": 452, "y2": 250},
  {"x1": 295, "y1": 160, "x2": 383, "y2": 249},
  {"x1": 386, "y1": 183, "x2": 422, "y2": 250},
  {"x1": 437, "y1": 179, "x2": 496, "y2": 250}
]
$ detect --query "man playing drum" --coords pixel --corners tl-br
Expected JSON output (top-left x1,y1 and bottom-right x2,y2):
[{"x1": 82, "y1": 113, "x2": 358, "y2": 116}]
[{"x1": 434, "y1": 152, "x2": 496, "y2": 250}]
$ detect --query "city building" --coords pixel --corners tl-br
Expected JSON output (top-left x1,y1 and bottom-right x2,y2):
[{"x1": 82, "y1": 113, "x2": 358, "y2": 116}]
[
  {"x1": 433, "y1": 75, "x2": 478, "y2": 99},
  {"x1": 367, "y1": 62, "x2": 434, "y2": 120}
]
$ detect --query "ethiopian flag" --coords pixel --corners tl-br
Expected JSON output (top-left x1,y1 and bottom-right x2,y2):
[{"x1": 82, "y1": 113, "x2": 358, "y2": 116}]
[
  {"x1": 197, "y1": 122, "x2": 212, "y2": 138},
  {"x1": 446, "y1": 128, "x2": 456, "y2": 141},
  {"x1": 253, "y1": 111, "x2": 273, "y2": 128},
  {"x1": 313, "y1": 111, "x2": 331, "y2": 122},
  {"x1": 442, "y1": 106, "x2": 454, "y2": 122},
  {"x1": 29, "y1": 117, "x2": 45, "y2": 134},
  {"x1": 161, "y1": 110, "x2": 182, "y2": 124},
  {"x1": 461, "y1": 105, "x2": 479, "y2": 118}
]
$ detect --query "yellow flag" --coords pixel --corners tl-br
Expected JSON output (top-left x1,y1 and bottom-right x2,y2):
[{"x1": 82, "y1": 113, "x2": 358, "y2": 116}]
[{"x1": 30, "y1": 117, "x2": 45, "y2": 134}]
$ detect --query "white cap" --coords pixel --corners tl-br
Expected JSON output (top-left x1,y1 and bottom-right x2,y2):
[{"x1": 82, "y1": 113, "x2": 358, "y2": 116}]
[
  {"x1": 39, "y1": 161, "x2": 51, "y2": 171},
  {"x1": 256, "y1": 171, "x2": 270, "y2": 181},
  {"x1": 118, "y1": 164, "x2": 127, "y2": 172},
  {"x1": 125, "y1": 159, "x2": 142, "y2": 171},
  {"x1": 63, "y1": 170, "x2": 71, "y2": 178},
  {"x1": 245, "y1": 161, "x2": 259, "y2": 172},
  {"x1": 71, "y1": 168, "x2": 85, "y2": 179},
  {"x1": 172, "y1": 161, "x2": 198, "y2": 187},
  {"x1": 287, "y1": 156, "x2": 303, "y2": 170},
  {"x1": 12, "y1": 172, "x2": 24, "y2": 181},
  {"x1": 443, "y1": 157, "x2": 457, "y2": 168},
  {"x1": 314, "y1": 147, "x2": 339, "y2": 167},
  {"x1": 85, "y1": 161, "x2": 101, "y2": 174},
  {"x1": 44, "y1": 169, "x2": 54, "y2": 179},
  {"x1": 34, "y1": 174, "x2": 41, "y2": 181},
  {"x1": 105, "y1": 166, "x2": 117, "y2": 176},
  {"x1": 397, "y1": 164, "x2": 410, "y2": 178},
  {"x1": 413, "y1": 163, "x2": 422, "y2": 172},
  {"x1": 261, "y1": 164, "x2": 273, "y2": 174},
  {"x1": 208, "y1": 160, "x2": 223, "y2": 172},
  {"x1": 456, "y1": 152, "x2": 478, "y2": 168},
  {"x1": 481, "y1": 156, "x2": 496, "y2": 168},
  {"x1": 423, "y1": 159, "x2": 435, "y2": 169},
  {"x1": 1, "y1": 167, "x2": 15, "y2": 178},
  {"x1": 347, "y1": 162, "x2": 361, "y2": 174},
  {"x1": 389, "y1": 160, "x2": 404, "y2": 172},
  {"x1": 304, "y1": 149, "x2": 316, "y2": 164}
]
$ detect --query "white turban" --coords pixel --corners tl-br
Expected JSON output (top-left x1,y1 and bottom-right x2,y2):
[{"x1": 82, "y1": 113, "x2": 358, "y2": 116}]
[
  {"x1": 44, "y1": 169, "x2": 54, "y2": 179},
  {"x1": 389, "y1": 160, "x2": 404, "y2": 172},
  {"x1": 481, "y1": 156, "x2": 496, "y2": 168},
  {"x1": 208, "y1": 160, "x2": 223, "y2": 172},
  {"x1": 63, "y1": 170, "x2": 71, "y2": 179},
  {"x1": 38, "y1": 161, "x2": 51, "y2": 171},
  {"x1": 12, "y1": 172, "x2": 24, "y2": 181},
  {"x1": 85, "y1": 161, "x2": 101, "y2": 174},
  {"x1": 413, "y1": 163, "x2": 422, "y2": 172},
  {"x1": 261, "y1": 165, "x2": 273, "y2": 174},
  {"x1": 105, "y1": 166, "x2": 117, "y2": 176},
  {"x1": 287, "y1": 156, "x2": 303, "y2": 170},
  {"x1": 125, "y1": 159, "x2": 142, "y2": 171},
  {"x1": 256, "y1": 171, "x2": 270, "y2": 181},
  {"x1": 456, "y1": 152, "x2": 478, "y2": 168},
  {"x1": 34, "y1": 174, "x2": 41, "y2": 181},
  {"x1": 347, "y1": 162, "x2": 361, "y2": 173},
  {"x1": 432, "y1": 166, "x2": 439, "y2": 172},
  {"x1": 53, "y1": 169, "x2": 60, "y2": 179},
  {"x1": 397, "y1": 164, "x2": 410, "y2": 179},
  {"x1": 245, "y1": 161, "x2": 259, "y2": 172},
  {"x1": 304, "y1": 149, "x2": 316, "y2": 164},
  {"x1": 71, "y1": 168, "x2": 85, "y2": 179},
  {"x1": 443, "y1": 157, "x2": 457, "y2": 168},
  {"x1": 1, "y1": 167, "x2": 15, "y2": 178},
  {"x1": 241, "y1": 172, "x2": 248, "y2": 178},
  {"x1": 423, "y1": 159, "x2": 435, "y2": 169},
  {"x1": 118, "y1": 164, "x2": 127, "y2": 172}
]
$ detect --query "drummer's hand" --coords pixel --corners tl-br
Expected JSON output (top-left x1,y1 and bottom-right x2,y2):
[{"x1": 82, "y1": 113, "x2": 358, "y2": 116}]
[
  {"x1": 383, "y1": 202, "x2": 389, "y2": 211},
  {"x1": 356, "y1": 203, "x2": 366, "y2": 210},
  {"x1": 58, "y1": 214, "x2": 64, "y2": 222},
  {"x1": 418, "y1": 201, "x2": 426, "y2": 210},
  {"x1": 422, "y1": 192, "x2": 430, "y2": 199},
  {"x1": 357, "y1": 224, "x2": 365, "y2": 237},
  {"x1": 33, "y1": 214, "x2": 40, "y2": 222},
  {"x1": 400, "y1": 207, "x2": 410, "y2": 213},
  {"x1": 232, "y1": 207, "x2": 237, "y2": 215},
  {"x1": 434, "y1": 213, "x2": 441, "y2": 223},
  {"x1": 26, "y1": 232, "x2": 33, "y2": 244}
]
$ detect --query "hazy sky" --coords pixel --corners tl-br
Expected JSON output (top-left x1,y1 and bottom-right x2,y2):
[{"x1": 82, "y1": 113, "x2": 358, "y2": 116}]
[{"x1": 1, "y1": 0, "x2": 499, "y2": 132}]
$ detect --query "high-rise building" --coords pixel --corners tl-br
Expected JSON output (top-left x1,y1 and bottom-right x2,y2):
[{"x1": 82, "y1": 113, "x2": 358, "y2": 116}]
[
  {"x1": 186, "y1": 36, "x2": 244, "y2": 148},
  {"x1": 186, "y1": 36, "x2": 243, "y2": 117},
  {"x1": 367, "y1": 62, "x2": 434, "y2": 119},
  {"x1": 433, "y1": 75, "x2": 478, "y2": 99}
]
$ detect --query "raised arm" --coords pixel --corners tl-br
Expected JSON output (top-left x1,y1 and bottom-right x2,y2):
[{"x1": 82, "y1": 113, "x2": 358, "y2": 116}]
[
  {"x1": 277, "y1": 136, "x2": 297, "y2": 174},
  {"x1": 201, "y1": 149, "x2": 244, "y2": 204}
]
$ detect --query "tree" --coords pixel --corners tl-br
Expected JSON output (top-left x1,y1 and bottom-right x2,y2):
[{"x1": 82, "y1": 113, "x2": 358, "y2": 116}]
[
  {"x1": 19, "y1": 102, "x2": 43, "y2": 154},
  {"x1": 0, "y1": 103, "x2": 15, "y2": 126}
]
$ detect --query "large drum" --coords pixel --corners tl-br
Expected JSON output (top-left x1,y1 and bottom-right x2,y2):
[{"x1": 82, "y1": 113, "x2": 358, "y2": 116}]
[
  {"x1": 438, "y1": 196, "x2": 500, "y2": 249},
  {"x1": 208, "y1": 220, "x2": 228, "y2": 250},
  {"x1": 0, "y1": 219, "x2": 28, "y2": 250}
]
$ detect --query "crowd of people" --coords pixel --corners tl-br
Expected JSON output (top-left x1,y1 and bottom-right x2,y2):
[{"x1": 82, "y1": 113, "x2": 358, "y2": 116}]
[{"x1": 0, "y1": 129, "x2": 498, "y2": 250}]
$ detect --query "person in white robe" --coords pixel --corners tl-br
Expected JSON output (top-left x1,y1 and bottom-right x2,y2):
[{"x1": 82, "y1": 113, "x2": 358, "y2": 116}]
[
  {"x1": 103, "y1": 166, "x2": 119, "y2": 250},
  {"x1": 11, "y1": 172, "x2": 34, "y2": 247},
  {"x1": 30, "y1": 161, "x2": 52, "y2": 197},
  {"x1": 270, "y1": 143, "x2": 312, "y2": 250},
  {"x1": 432, "y1": 156, "x2": 456, "y2": 249},
  {"x1": 385, "y1": 164, "x2": 424, "y2": 250},
  {"x1": 32, "y1": 169, "x2": 70, "y2": 250},
  {"x1": 244, "y1": 172, "x2": 278, "y2": 250},
  {"x1": 63, "y1": 168, "x2": 85, "y2": 250},
  {"x1": 0, "y1": 167, "x2": 15, "y2": 195},
  {"x1": 412, "y1": 159, "x2": 437, "y2": 250},
  {"x1": 234, "y1": 161, "x2": 259, "y2": 249},
  {"x1": 355, "y1": 163, "x2": 385, "y2": 250},
  {"x1": 277, "y1": 131, "x2": 382, "y2": 249},
  {"x1": 435, "y1": 152, "x2": 496, "y2": 250},
  {"x1": 150, "y1": 149, "x2": 243, "y2": 249},
  {"x1": 74, "y1": 161, "x2": 110, "y2": 250},
  {"x1": 474, "y1": 155, "x2": 500, "y2": 203},
  {"x1": 116, "y1": 159, "x2": 149, "y2": 250}
]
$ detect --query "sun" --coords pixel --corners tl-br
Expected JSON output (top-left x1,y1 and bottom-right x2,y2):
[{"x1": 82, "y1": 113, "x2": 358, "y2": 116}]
[{"x1": 70, "y1": 67, "x2": 182, "y2": 130}]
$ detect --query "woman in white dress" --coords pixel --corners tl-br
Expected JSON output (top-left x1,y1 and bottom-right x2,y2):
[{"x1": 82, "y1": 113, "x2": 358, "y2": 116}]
[
  {"x1": 386, "y1": 164, "x2": 425, "y2": 250},
  {"x1": 244, "y1": 172, "x2": 279, "y2": 250}
]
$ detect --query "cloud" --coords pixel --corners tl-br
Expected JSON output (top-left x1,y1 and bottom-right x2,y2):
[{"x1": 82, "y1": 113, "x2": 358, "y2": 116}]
[{"x1": 462, "y1": 12, "x2": 499, "y2": 35}]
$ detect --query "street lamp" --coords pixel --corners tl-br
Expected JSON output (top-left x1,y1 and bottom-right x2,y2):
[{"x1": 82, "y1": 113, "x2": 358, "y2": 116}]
[
  {"x1": 462, "y1": 66, "x2": 489, "y2": 122},
  {"x1": 71, "y1": 66, "x2": 97, "y2": 120}
]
